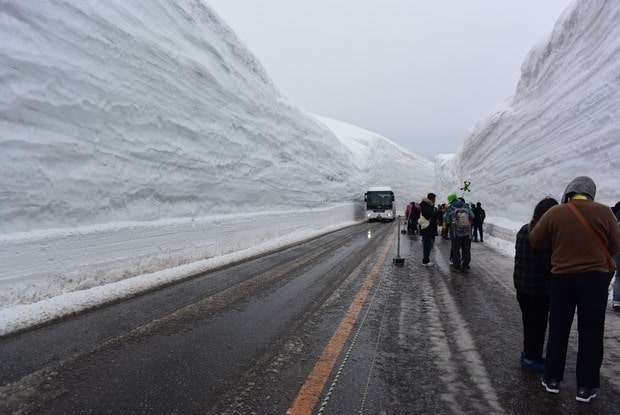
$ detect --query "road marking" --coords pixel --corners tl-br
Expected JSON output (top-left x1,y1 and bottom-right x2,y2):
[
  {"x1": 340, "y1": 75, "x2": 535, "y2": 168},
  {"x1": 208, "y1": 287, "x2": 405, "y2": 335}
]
[{"x1": 286, "y1": 231, "x2": 395, "y2": 415}]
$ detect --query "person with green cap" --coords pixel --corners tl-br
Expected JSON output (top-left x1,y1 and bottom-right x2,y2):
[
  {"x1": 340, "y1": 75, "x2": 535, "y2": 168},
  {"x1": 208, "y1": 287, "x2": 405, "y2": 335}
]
[{"x1": 443, "y1": 193, "x2": 474, "y2": 272}]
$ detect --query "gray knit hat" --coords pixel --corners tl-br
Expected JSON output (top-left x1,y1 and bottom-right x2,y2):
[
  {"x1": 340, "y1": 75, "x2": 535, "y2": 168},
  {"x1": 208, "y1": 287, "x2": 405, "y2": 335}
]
[{"x1": 562, "y1": 176, "x2": 596, "y2": 203}]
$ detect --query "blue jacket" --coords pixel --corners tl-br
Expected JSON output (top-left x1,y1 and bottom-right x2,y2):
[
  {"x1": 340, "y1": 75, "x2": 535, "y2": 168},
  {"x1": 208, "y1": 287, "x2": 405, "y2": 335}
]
[{"x1": 444, "y1": 200, "x2": 474, "y2": 238}]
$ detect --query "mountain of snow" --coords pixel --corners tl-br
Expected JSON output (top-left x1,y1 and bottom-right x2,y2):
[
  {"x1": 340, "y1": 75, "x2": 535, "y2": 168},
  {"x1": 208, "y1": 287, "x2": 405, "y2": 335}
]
[
  {"x1": 313, "y1": 114, "x2": 434, "y2": 205},
  {"x1": 434, "y1": 0, "x2": 619, "y2": 225}
]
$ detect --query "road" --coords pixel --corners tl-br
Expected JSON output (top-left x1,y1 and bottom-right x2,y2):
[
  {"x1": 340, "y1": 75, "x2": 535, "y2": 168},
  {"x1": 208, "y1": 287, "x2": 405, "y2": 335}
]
[{"x1": 0, "y1": 221, "x2": 618, "y2": 414}]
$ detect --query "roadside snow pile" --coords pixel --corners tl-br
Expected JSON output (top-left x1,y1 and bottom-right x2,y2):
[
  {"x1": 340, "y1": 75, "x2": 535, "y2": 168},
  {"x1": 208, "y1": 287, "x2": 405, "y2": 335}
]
[
  {"x1": 435, "y1": 0, "x2": 619, "y2": 224},
  {"x1": 0, "y1": 0, "x2": 433, "y2": 313}
]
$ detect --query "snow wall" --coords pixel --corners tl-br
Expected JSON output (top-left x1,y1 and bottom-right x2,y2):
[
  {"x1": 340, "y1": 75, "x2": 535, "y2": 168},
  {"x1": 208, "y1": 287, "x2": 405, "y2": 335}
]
[
  {"x1": 0, "y1": 0, "x2": 432, "y2": 311},
  {"x1": 435, "y1": 0, "x2": 619, "y2": 235}
]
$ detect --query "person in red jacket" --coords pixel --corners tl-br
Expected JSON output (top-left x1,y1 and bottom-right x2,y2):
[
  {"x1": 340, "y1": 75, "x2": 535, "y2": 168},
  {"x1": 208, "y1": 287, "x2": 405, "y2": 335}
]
[{"x1": 529, "y1": 176, "x2": 620, "y2": 403}]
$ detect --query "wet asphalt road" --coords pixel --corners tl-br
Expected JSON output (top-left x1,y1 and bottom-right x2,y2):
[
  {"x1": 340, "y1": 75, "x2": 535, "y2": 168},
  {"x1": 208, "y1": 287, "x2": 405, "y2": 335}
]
[{"x1": 0, "y1": 222, "x2": 618, "y2": 414}]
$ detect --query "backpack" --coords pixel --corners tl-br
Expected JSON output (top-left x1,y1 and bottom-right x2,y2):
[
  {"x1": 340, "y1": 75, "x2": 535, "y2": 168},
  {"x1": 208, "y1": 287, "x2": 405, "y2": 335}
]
[{"x1": 452, "y1": 208, "x2": 471, "y2": 232}]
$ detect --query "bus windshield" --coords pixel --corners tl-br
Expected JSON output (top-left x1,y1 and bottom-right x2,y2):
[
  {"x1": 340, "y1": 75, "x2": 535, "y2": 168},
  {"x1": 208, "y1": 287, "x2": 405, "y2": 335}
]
[{"x1": 366, "y1": 191, "x2": 393, "y2": 209}]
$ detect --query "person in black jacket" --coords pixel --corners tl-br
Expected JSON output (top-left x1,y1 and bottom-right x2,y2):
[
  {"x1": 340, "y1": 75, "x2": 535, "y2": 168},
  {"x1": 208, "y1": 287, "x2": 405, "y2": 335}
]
[
  {"x1": 419, "y1": 193, "x2": 438, "y2": 266},
  {"x1": 472, "y1": 202, "x2": 486, "y2": 242},
  {"x1": 513, "y1": 197, "x2": 558, "y2": 372},
  {"x1": 407, "y1": 202, "x2": 420, "y2": 235}
]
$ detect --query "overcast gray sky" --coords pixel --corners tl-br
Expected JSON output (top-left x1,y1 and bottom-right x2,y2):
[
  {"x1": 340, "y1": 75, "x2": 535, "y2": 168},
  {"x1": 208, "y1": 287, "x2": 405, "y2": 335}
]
[{"x1": 207, "y1": 0, "x2": 573, "y2": 159}]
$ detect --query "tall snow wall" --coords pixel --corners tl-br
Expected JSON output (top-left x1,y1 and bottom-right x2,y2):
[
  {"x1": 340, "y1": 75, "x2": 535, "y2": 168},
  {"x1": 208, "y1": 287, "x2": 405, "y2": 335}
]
[{"x1": 435, "y1": 0, "x2": 619, "y2": 224}]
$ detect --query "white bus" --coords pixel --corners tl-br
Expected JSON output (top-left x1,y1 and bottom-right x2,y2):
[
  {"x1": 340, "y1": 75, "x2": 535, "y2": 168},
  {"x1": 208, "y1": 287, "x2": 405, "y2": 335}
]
[{"x1": 364, "y1": 186, "x2": 396, "y2": 222}]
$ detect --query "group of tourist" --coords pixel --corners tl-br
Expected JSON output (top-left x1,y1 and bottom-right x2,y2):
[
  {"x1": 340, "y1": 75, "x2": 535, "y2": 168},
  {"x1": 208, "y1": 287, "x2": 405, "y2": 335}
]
[
  {"x1": 405, "y1": 192, "x2": 485, "y2": 272},
  {"x1": 404, "y1": 176, "x2": 619, "y2": 404},
  {"x1": 513, "y1": 176, "x2": 619, "y2": 403}
]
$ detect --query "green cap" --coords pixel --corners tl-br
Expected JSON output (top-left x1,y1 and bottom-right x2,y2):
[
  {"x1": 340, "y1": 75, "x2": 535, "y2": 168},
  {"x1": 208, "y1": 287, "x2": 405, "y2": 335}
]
[{"x1": 447, "y1": 193, "x2": 458, "y2": 203}]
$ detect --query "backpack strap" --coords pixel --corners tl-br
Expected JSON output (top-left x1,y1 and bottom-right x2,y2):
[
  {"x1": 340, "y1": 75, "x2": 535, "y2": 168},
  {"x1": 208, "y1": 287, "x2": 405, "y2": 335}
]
[{"x1": 566, "y1": 203, "x2": 617, "y2": 274}]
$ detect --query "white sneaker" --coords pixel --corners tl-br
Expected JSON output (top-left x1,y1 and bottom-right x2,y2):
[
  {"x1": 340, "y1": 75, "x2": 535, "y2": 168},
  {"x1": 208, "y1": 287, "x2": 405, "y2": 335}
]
[
  {"x1": 613, "y1": 301, "x2": 620, "y2": 312},
  {"x1": 422, "y1": 262, "x2": 435, "y2": 267}
]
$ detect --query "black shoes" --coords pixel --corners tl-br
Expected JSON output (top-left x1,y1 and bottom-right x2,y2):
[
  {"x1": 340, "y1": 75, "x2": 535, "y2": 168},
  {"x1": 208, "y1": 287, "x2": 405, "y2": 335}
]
[
  {"x1": 542, "y1": 378, "x2": 560, "y2": 394},
  {"x1": 451, "y1": 264, "x2": 470, "y2": 273},
  {"x1": 576, "y1": 387, "x2": 597, "y2": 403},
  {"x1": 542, "y1": 378, "x2": 598, "y2": 402}
]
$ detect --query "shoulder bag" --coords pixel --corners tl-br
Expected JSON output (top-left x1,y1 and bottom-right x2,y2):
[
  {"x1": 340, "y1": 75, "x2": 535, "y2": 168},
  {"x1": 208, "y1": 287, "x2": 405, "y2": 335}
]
[{"x1": 566, "y1": 203, "x2": 617, "y2": 274}]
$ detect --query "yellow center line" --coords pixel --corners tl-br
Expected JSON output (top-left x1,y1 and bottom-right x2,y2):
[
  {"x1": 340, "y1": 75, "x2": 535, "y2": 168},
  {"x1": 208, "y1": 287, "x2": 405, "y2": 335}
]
[{"x1": 287, "y1": 230, "x2": 395, "y2": 415}]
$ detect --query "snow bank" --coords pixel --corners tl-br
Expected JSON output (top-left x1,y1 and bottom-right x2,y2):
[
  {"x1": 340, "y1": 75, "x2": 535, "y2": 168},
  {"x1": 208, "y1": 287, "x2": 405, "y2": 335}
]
[
  {"x1": 0, "y1": 204, "x2": 364, "y2": 309},
  {"x1": 434, "y1": 0, "x2": 619, "y2": 222},
  {"x1": 0, "y1": 204, "x2": 365, "y2": 335},
  {"x1": 0, "y1": 0, "x2": 358, "y2": 234},
  {"x1": 0, "y1": 0, "x2": 433, "y2": 319}
]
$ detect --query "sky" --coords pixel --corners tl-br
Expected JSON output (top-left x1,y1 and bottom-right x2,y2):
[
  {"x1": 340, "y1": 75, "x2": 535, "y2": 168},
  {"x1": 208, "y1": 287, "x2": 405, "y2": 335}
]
[
  {"x1": 0, "y1": 0, "x2": 618, "y2": 348},
  {"x1": 206, "y1": 0, "x2": 574, "y2": 159}
]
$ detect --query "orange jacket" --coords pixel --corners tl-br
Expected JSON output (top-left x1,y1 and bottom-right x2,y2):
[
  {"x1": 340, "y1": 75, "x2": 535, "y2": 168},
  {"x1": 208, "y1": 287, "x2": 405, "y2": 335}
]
[{"x1": 529, "y1": 199, "x2": 620, "y2": 275}]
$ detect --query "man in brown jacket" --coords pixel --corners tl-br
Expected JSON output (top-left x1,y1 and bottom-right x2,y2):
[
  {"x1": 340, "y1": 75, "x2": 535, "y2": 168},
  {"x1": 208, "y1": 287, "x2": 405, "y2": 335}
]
[{"x1": 529, "y1": 176, "x2": 620, "y2": 403}]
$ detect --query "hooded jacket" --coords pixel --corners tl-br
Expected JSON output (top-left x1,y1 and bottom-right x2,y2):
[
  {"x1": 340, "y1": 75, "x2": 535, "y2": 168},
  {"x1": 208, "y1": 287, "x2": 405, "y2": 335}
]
[
  {"x1": 529, "y1": 199, "x2": 620, "y2": 275},
  {"x1": 419, "y1": 197, "x2": 438, "y2": 237}
]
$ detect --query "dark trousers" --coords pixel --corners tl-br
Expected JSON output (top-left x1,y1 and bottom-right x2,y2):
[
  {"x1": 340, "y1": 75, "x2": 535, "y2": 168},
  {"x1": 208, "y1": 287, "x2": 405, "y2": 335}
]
[
  {"x1": 544, "y1": 273, "x2": 611, "y2": 388},
  {"x1": 422, "y1": 235, "x2": 434, "y2": 263},
  {"x1": 473, "y1": 222, "x2": 484, "y2": 241},
  {"x1": 450, "y1": 235, "x2": 471, "y2": 268},
  {"x1": 517, "y1": 291, "x2": 549, "y2": 361}
]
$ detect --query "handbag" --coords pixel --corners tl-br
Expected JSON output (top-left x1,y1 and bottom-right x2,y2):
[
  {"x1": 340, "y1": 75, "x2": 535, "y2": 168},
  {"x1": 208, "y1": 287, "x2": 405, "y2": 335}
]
[
  {"x1": 566, "y1": 203, "x2": 617, "y2": 274},
  {"x1": 418, "y1": 216, "x2": 430, "y2": 230}
]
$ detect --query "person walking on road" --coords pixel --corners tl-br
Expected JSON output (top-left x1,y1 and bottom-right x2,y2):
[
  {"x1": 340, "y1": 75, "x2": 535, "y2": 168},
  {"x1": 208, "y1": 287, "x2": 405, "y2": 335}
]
[
  {"x1": 419, "y1": 193, "x2": 438, "y2": 267},
  {"x1": 529, "y1": 176, "x2": 620, "y2": 403},
  {"x1": 444, "y1": 193, "x2": 474, "y2": 272},
  {"x1": 472, "y1": 202, "x2": 486, "y2": 242},
  {"x1": 406, "y1": 201, "x2": 420, "y2": 235},
  {"x1": 513, "y1": 197, "x2": 558, "y2": 373}
]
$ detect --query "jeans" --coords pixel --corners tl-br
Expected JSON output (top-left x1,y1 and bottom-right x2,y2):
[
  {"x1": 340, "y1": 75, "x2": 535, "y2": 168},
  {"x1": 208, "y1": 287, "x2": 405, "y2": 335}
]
[{"x1": 544, "y1": 272, "x2": 612, "y2": 388}]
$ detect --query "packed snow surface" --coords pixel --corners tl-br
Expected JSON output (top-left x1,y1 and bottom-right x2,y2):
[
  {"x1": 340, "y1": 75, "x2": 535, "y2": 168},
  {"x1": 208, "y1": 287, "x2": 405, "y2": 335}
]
[{"x1": 0, "y1": 0, "x2": 618, "y2": 336}]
